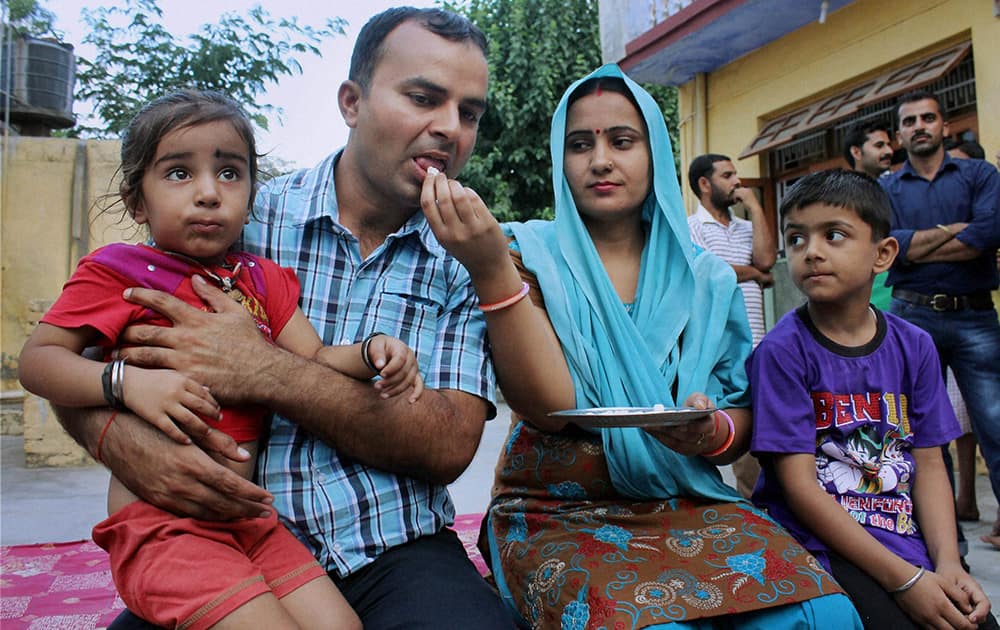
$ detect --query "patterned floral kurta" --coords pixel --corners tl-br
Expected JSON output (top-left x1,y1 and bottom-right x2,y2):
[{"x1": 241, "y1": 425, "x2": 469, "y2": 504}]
[{"x1": 483, "y1": 420, "x2": 845, "y2": 630}]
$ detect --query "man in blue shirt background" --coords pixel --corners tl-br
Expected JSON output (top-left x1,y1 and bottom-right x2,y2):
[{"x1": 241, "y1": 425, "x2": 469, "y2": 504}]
[{"x1": 881, "y1": 88, "x2": 1000, "y2": 549}]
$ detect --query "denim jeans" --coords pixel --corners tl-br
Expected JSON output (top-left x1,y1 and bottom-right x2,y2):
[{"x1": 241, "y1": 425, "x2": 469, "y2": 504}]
[{"x1": 891, "y1": 299, "x2": 1000, "y2": 504}]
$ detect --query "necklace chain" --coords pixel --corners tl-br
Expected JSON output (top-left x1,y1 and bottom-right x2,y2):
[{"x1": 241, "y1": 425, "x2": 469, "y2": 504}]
[{"x1": 161, "y1": 250, "x2": 243, "y2": 292}]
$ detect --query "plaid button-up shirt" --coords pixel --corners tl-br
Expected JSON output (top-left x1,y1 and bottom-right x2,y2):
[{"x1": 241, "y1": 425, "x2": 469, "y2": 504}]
[{"x1": 243, "y1": 151, "x2": 496, "y2": 576}]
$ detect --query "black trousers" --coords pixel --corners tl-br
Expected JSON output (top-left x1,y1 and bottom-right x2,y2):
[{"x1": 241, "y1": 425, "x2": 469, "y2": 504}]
[
  {"x1": 827, "y1": 551, "x2": 999, "y2": 630},
  {"x1": 109, "y1": 528, "x2": 513, "y2": 630}
]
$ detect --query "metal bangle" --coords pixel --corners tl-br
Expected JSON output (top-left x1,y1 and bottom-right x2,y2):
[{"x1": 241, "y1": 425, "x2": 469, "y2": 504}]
[
  {"x1": 111, "y1": 358, "x2": 127, "y2": 409},
  {"x1": 891, "y1": 566, "x2": 925, "y2": 594},
  {"x1": 361, "y1": 332, "x2": 385, "y2": 374},
  {"x1": 102, "y1": 359, "x2": 127, "y2": 410},
  {"x1": 101, "y1": 361, "x2": 116, "y2": 408}
]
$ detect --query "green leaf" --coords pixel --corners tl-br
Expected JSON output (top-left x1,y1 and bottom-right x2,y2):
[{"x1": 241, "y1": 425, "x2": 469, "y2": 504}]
[
  {"x1": 67, "y1": 0, "x2": 344, "y2": 138},
  {"x1": 451, "y1": 0, "x2": 678, "y2": 222}
]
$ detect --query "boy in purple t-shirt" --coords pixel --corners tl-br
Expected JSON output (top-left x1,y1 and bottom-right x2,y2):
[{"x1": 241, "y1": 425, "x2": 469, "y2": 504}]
[{"x1": 748, "y1": 169, "x2": 996, "y2": 630}]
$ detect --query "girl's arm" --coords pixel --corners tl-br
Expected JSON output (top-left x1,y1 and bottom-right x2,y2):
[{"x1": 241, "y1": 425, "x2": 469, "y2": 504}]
[
  {"x1": 420, "y1": 172, "x2": 576, "y2": 431},
  {"x1": 775, "y1": 452, "x2": 978, "y2": 629},
  {"x1": 271, "y1": 309, "x2": 369, "y2": 378},
  {"x1": 20, "y1": 322, "x2": 220, "y2": 446},
  {"x1": 273, "y1": 310, "x2": 424, "y2": 402},
  {"x1": 911, "y1": 446, "x2": 992, "y2": 625}
]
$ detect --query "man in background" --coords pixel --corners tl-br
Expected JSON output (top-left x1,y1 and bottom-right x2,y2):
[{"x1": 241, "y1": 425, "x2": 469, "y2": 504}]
[
  {"x1": 882, "y1": 89, "x2": 1000, "y2": 550},
  {"x1": 843, "y1": 120, "x2": 895, "y2": 308},
  {"x1": 687, "y1": 154, "x2": 776, "y2": 498}
]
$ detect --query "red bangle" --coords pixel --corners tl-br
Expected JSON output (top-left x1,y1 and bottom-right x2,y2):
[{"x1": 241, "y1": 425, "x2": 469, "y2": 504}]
[
  {"x1": 703, "y1": 409, "x2": 735, "y2": 457},
  {"x1": 96, "y1": 411, "x2": 119, "y2": 464},
  {"x1": 479, "y1": 282, "x2": 530, "y2": 312}
]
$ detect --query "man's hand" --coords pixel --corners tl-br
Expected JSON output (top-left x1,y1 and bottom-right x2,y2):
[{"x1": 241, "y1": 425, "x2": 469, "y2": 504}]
[
  {"x1": 102, "y1": 410, "x2": 274, "y2": 520},
  {"x1": 421, "y1": 168, "x2": 511, "y2": 286},
  {"x1": 732, "y1": 186, "x2": 762, "y2": 212},
  {"x1": 118, "y1": 276, "x2": 277, "y2": 403},
  {"x1": 755, "y1": 271, "x2": 774, "y2": 288}
]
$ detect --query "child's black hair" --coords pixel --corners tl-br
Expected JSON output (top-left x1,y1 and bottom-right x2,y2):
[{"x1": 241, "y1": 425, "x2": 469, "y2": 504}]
[
  {"x1": 779, "y1": 168, "x2": 892, "y2": 240},
  {"x1": 101, "y1": 89, "x2": 259, "y2": 223}
]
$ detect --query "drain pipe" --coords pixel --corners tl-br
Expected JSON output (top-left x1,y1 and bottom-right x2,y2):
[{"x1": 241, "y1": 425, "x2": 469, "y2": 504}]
[{"x1": 693, "y1": 71, "x2": 707, "y2": 158}]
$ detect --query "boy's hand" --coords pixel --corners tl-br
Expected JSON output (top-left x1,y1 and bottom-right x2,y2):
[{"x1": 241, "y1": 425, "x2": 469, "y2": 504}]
[
  {"x1": 367, "y1": 336, "x2": 425, "y2": 403},
  {"x1": 895, "y1": 569, "x2": 979, "y2": 630},
  {"x1": 122, "y1": 366, "x2": 222, "y2": 446},
  {"x1": 936, "y1": 563, "x2": 992, "y2": 626}
]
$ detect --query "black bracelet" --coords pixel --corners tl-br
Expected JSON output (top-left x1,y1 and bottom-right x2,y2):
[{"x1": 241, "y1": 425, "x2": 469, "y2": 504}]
[
  {"x1": 101, "y1": 359, "x2": 127, "y2": 410},
  {"x1": 361, "y1": 331, "x2": 386, "y2": 374}
]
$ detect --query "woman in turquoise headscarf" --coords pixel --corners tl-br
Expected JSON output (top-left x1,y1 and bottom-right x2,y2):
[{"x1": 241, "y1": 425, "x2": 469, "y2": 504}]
[{"x1": 423, "y1": 65, "x2": 861, "y2": 629}]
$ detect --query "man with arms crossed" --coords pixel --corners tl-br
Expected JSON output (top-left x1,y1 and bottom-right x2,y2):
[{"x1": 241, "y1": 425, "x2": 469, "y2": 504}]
[
  {"x1": 881, "y1": 89, "x2": 1000, "y2": 551},
  {"x1": 56, "y1": 7, "x2": 511, "y2": 628},
  {"x1": 687, "y1": 154, "x2": 776, "y2": 498}
]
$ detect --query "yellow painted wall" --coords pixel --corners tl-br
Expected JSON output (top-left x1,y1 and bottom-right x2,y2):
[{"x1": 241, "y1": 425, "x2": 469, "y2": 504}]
[
  {"x1": 1, "y1": 135, "x2": 134, "y2": 464},
  {"x1": 677, "y1": 0, "x2": 999, "y2": 208}
]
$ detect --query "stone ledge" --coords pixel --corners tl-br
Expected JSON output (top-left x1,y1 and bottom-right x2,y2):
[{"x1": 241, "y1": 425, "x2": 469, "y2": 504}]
[{"x1": 22, "y1": 392, "x2": 94, "y2": 468}]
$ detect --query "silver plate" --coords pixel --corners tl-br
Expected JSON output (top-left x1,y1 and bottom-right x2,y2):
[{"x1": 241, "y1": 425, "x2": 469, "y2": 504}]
[{"x1": 548, "y1": 406, "x2": 712, "y2": 428}]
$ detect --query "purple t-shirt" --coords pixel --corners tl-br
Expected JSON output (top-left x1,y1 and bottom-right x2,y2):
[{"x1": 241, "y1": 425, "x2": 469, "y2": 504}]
[{"x1": 749, "y1": 305, "x2": 960, "y2": 571}]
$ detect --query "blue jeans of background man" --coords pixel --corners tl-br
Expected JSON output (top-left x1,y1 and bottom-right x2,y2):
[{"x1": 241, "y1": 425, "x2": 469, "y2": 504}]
[{"x1": 890, "y1": 299, "x2": 1000, "y2": 507}]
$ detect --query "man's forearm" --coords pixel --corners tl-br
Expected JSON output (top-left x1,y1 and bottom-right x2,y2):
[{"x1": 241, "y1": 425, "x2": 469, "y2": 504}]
[
  {"x1": 913, "y1": 237, "x2": 981, "y2": 263},
  {"x1": 52, "y1": 404, "x2": 106, "y2": 461},
  {"x1": 905, "y1": 224, "x2": 967, "y2": 262},
  {"x1": 251, "y1": 346, "x2": 486, "y2": 484},
  {"x1": 731, "y1": 264, "x2": 760, "y2": 283},
  {"x1": 749, "y1": 211, "x2": 777, "y2": 271}
]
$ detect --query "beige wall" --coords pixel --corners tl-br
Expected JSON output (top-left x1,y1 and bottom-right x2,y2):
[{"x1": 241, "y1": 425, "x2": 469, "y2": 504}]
[
  {"x1": 677, "y1": 0, "x2": 999, "y2": 208},
  {"x1": 1, "y1": 135, "x2": 133, "y2": 464}
]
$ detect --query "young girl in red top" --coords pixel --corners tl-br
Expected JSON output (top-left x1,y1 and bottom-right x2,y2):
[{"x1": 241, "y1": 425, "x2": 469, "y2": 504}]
[{"x1": 19, "y1": 90, "x2": 424, "y2": 630}]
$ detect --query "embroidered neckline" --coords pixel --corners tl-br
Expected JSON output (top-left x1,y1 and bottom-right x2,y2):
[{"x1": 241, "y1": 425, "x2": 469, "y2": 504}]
[{"x1": 160, "y1": 250, "x2": 243, "y2": 293}]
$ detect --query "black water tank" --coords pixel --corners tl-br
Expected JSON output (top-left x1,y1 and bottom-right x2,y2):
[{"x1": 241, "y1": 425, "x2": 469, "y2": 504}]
[{"x1": 0, "y1": 35, "x2": 76, "y2": 132}]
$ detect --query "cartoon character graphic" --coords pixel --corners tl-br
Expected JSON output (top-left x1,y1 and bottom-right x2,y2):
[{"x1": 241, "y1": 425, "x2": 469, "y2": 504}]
[{"x1": 816, "y1": 425, "x2": 912, "y2": 495}]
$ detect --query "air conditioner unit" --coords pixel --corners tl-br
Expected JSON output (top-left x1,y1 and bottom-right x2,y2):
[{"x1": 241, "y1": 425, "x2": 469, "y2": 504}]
[{"x1": 0, "y1": 34, "x2": 76, "y2": 131}]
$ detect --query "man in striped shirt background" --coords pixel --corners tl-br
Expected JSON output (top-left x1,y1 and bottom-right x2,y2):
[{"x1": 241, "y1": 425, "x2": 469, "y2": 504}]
[{"x1": 687, "y1": 154, "x2": 777, "y2": 498}]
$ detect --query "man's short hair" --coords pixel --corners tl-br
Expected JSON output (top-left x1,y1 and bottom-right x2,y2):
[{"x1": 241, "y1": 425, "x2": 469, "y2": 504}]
[
  {"x1": 945, "y1": 138, "x2": 986, "y2": 160},
  {"x1": 779, "y1": 168, "x2": 892, "y2": 241},
  {"x1": 687, "y1": 154, "x2": 731, "y2": 195},
  {"x1": 349, "y1": 7, "x2": 487, "y2": 92},
  {"x1": 896, "y1": 89, "x2": 946, "y2": 121},
  {"x1": 842, "y1": 120, "x2": 890, "y2": 169}
]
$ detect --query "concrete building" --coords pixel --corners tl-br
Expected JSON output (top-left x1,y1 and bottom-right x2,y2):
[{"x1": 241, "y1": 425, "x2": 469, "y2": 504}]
[
  {"x1": 599, "y1": 0, "x2": 998, "y2": 318},
  {"x1": 1, "y1": 136, "x2": 131, "y2": 464}
]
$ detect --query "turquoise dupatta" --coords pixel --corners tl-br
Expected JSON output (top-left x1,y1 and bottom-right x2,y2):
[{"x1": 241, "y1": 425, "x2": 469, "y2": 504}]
[{"x1": 506, "y1": 64, "x2": 751, "y2": 503}]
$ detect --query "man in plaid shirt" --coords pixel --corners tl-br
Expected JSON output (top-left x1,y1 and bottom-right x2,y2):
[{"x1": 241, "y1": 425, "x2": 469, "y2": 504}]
[{"x1": 56, "y1": 7, "x2": 511, "y2": 629}]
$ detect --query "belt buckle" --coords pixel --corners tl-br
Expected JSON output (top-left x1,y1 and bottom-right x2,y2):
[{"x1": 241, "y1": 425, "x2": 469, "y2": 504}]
[{"x1": 931, "y1": 294, "x2": 955, "y2": 311}]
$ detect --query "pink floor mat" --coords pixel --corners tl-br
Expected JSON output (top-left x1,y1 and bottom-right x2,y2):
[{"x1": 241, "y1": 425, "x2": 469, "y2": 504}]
[{"x1": 1, "y1": 514, "x2": 487, "y2": 629}]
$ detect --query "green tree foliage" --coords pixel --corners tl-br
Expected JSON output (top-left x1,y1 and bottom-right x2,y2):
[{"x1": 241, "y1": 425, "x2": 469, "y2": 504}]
[
  {"x1": 4, "y1": 0, "x2": 59, "y2": 37},
  {"x1": 448, "y1": 0, "x2": 678, "y2": 221},
  {"x1": 73, "y1": 0, "x2": 344, "y2": 137}
]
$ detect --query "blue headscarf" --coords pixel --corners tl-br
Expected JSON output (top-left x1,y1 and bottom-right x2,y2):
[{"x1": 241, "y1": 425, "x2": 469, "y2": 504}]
[{"x1": 506, "y1": 64, "x2": 751, "y2": 502}]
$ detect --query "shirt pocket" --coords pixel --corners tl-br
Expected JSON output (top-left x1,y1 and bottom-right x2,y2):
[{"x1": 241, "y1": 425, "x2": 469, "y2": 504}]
[{"x1": 363, "y1": 271, "x2": 446, "y2": 367}]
